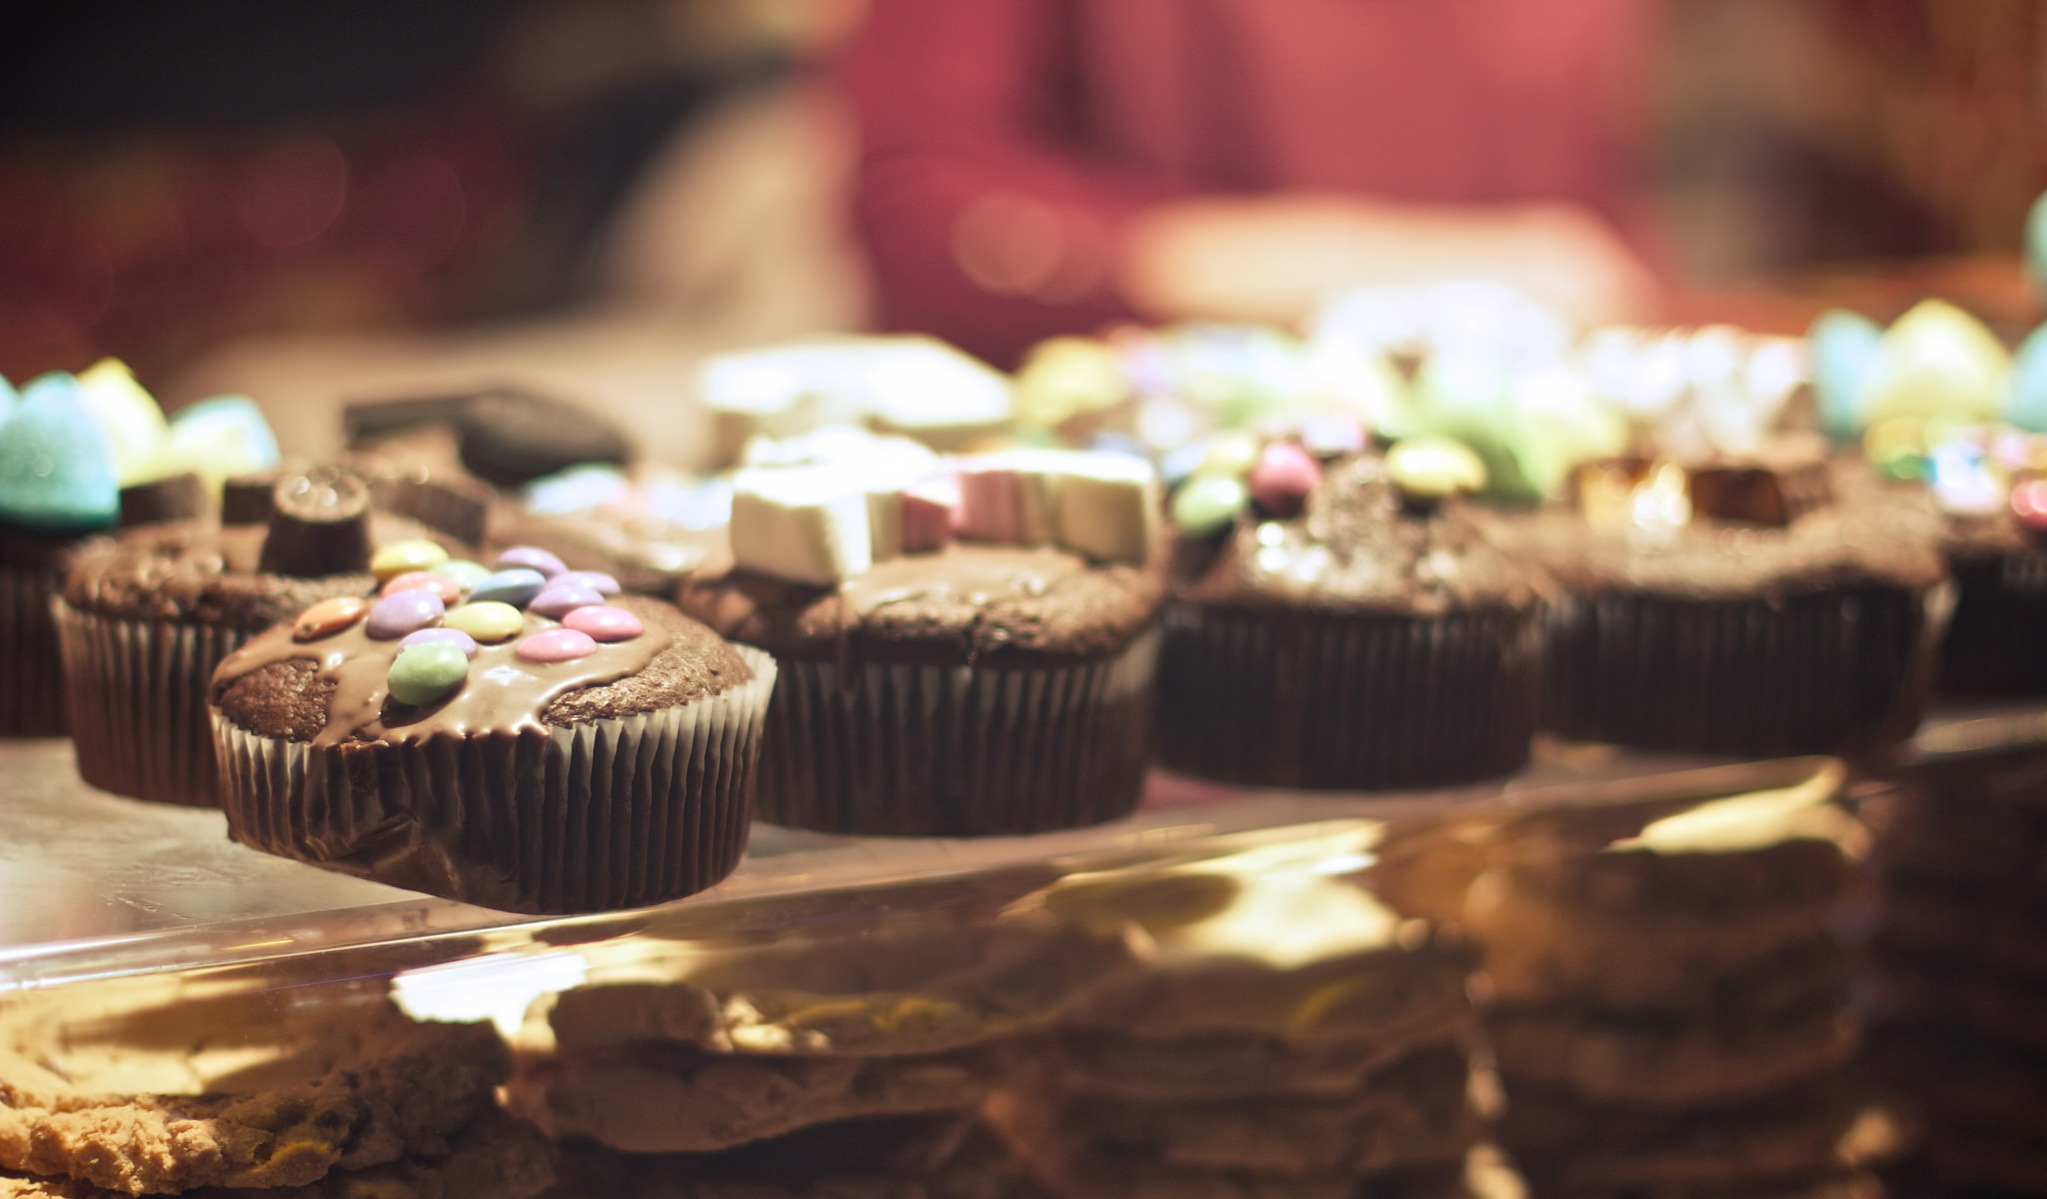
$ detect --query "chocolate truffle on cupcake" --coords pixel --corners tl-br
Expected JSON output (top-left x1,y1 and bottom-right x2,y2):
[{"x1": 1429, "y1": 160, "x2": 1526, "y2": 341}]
[
  {"x1": 1519, "y1": 435, "x2": 1947, "y2": 758},
  {"x1": 1155, "y1": 433, "x2": 1544, "y2": 790},
  {"x1": 209, "y1": 545, "x2": 774, "y2": 913},
  {"x1": 56, "y1": 466, "x2": 462, "y2": 806},
  {"x1": 679, "y1": 446, "x2": 1164, "y2": 836},
  {"x1": 0, "y1": 362, "x2": 277, "y2": 738}
]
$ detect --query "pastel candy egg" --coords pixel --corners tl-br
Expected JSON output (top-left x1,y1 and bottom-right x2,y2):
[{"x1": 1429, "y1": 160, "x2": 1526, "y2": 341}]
[
  {"x1": 382, "y1": 571, "x2": 462, "y2": 606},
  {"x1": 75, "y1": 359, "x2": 168, "y2": 487},
  {"x1": 1808, "y1": 310, "x2": 1883, "y2": 442},
  {"x1": 1248, "y1": 442, "x2": 1322, "y2": 518},
  {"x1": 515, "y1": 628, "x2": 598, "y2": 663},
  {"x1": 1171, "y1": 474, "x2": 1248, "y2": 537},
  {"x1": 432, "y1": 559, "x2": 492, "y2": 590},
  {"x1": 366, "y1": 588, "x2": 446, "y2": 640},
  {"x1": 371, "y1": 539, "x2": 450, "y2": 582},
  {"x1": 387, "y1": 642, "x2": 470, "y2": 706},
  {"x1": 529, "y1": 586, "x2": 605, "y2": 618},
  {"x1": 2008, "y1": 324, "x2": 2047, "y2": 434},
  {"x1": 2029, "y1": 191, "x2": 2047, "y2": 297},
  {"x1": 495, "y1": 546, "x2": 567, "y2": 578},
  {"x1": 0, "y1": 375, "x2": 119, "y2": 531},
  {"x1": 1866, "y1": 299, "x2": 2010, "y2": 425},
  {"x1": 293, "y1": 595, "x2": 370, "y2": 641},
  {"x1": 1387, "y1": 437, "x2": 1488, "y2": 501},
  {"x1": 562, "y1": 604, "x2": 644, "y2": 642},
  {"x1": 554, "y1": 570, "x2": 622, "y2": 597},
  {"x1": 444, "y1": 601, "x2": 524, "y2": 643},
  {"x1": 470, "y1": 568, "x2": 547, "y2": 607},
  {"x1": 157, "y1": 395, "x2": 279, "y2": 488},
  {"x1": 399, "y1": 627, "x2": 478, "y2": 658}
]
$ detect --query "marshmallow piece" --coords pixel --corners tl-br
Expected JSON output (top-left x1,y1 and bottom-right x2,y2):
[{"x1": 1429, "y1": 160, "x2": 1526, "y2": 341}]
[
  {"x1": 953, "y1": 451, "x2": 1061, "y2": 545},
  {"x1": 1049, "y1": 451, "x2": 1160, "y2": 564},
  {"x1": 858, "y1": 336, "x2": 1014, "y2": 444},
  {"x1": 901, "y1": 475, "x2": 959, "y2": 554},
  {"x1": 729, "y1": 466, "x2": 874, "y2": 585},
  {"x1": 866, "y1": 487, "x2": 905, "y2": 562}
]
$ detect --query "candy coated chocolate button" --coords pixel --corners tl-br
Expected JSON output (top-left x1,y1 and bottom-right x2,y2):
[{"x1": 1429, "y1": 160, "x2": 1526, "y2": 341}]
[
  {"x1": 2012, "y1": 479, "x2": 2047, "y2": 532},
  {"x1": 470, "y1": 568, "x2": 547, "y2": 607},
  {"x1": 516, "y1": 628, "x2": 598, "y2": 663},
  {"x1": 366, "y1": 588, "x2": 446, "y2": 640},
  {"x1": 444, "y1": 601, "x2": 524, "y2": 643},
  {"x1": 495, "y1": 546, "x2": 567, "y2": 578},
  {"x1": 1387, "y1": 438, "x2": 1487, "y2": 500},
  {"x1": 387, "y1": 643, "x2": 469, "y2": 706},
  {"x1": 554, "y1": 570, "x2": 621, "y2": 596},
  {"x1": 1298, "y1": 414, "x2": 1366, "y2": 459},
  {"x1": 1249, "y1": 442, "x2": 1322, "y2": 518},
  {"x1": 432, "y1": 559, "x2": 491, "y2": 590},
  {"x1": 1199, "y1": 432, "x2": 1262, "y2": 480},
  {"x1": 1172, "y1": 474, "x2": 1248, "y2": 536},
  {"x1": 382, "y1": 571, "x2": 462, "y2": 606},
  {"x1": 293, "y1": 596, "x2": 370, "y2": 641},
  {"x1": 529, "y1": 586, "x2": 604, "y2": 618},
  {"x1": 562, "y1": 604, "x2": 643, "y2": 642},
  {"x1": 370, "y1": 538, "x2": 449, "y2": 582},
  {"x1": 399, "y1": 627, "x2": 479, "y2": 658}
]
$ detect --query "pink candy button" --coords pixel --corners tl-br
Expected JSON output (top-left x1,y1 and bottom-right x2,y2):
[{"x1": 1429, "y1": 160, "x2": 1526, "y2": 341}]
[
  {"x1": 562, "y1": 604, "x2": 643, "y2": 642},
  {"x1": 515, "y1": 628, "x2": 598, "y2": 663},
  {"x1": 382, "y1": 571, "x2": 463, "y2": 606}
]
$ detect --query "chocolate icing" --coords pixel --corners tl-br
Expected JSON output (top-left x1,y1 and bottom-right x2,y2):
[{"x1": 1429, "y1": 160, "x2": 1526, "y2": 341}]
[
  {"x1": 680, "y1": 543, "x2": 1163, "y2": 665},
  {"x1": 213, "y1": 593, "x2": 750, "y2": 745}
]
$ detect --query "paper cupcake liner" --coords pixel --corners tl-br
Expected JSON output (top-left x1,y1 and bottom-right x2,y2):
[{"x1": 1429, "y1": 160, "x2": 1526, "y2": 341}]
[
  {"x1": 0, "y1": 566, "x2": 66, "y2": 737},
  {"x1": 1153, "y1": 604, "x2": 1542, "y2": 790},
  {"x1": 1544, "y1": 584, "x2": 1943, "y2": 758},
  {"x1": 55, "y1": 601, "x2": 251, "y2": 805},
  {"x1": 756, "y1": 630, "x2": 1159, "y2": 836},
  {"x1": 1938, "y1": 551, "x2": 2047, "y2": 694},
  {"x1": 212, "y1": 646, "x2": 777, "y2": 914}
]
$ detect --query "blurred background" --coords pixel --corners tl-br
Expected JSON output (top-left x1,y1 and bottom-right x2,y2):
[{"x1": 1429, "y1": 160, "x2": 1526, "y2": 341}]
[{"x1": 2, "y1": 0, "x2": 2042, "y2": 461}]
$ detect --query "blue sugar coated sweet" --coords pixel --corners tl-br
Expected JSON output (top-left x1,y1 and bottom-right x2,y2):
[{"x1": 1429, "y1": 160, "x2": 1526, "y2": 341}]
[
  {"x1": 469, "y1": 568, "x2": 547, "y2": 608},
  {"x1": 1809, "y1": 310, "x2": 1884, "y2": 443},
  {"x1": 168, "y1": 395, "x2": 281, "y2": 469},
  {"x1": 0, "y1": 379, "x2": 118, "y2": 531},
  {"x1": 2009, "y1": 324, "x2": 2047, "y2": 435}
]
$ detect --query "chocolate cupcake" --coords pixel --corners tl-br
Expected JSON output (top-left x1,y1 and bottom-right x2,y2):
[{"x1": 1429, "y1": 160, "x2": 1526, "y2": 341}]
[
  {"x1": 679, "y1": 449, "x2": 1164, "y2": 836},
  {"x1": 56, "y1": 468, "x2": 464, "y2": 806},
  {"x1": 1517, "y1": 439, "x2": 1947, "y2": 758},
  {"x1": 209, "y1": 547, "x2": 774, "y2": 913},
  {"x1": 1155, "y1": 437, "x2": 1543, "y2": 790}
]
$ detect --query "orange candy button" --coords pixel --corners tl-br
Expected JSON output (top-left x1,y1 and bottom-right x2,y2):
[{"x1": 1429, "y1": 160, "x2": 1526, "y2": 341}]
[{"x1": 294, "y1": 596, "x2": 370, "y2": 641}]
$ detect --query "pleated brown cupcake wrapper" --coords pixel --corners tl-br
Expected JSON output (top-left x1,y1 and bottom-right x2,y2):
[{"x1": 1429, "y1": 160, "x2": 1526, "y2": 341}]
[
  {"x1": 1940, "y1": 551, "x2": 2047, "y2": 694},
  {"x1": 757, "y1": 629, "x2": 1159, "y2": 836},
  {"x1": 54, "y1": 601, "x2": 249, "y2": 805},
  {"x1": 1154, "y1": 605, "x2": 1542, "y2": 791},
  {"x1": 212, "y1": 646, "x2": 777, "y2": 915},
  {"x1": 1544, "y1": 583, "x2": 1948, "y2": 758},
  {"x1": 0, "y1": 566, "x2": 65, "y2": 737}
]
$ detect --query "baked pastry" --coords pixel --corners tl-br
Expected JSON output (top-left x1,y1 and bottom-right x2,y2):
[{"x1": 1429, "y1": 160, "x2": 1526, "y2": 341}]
[
  {"x1": 208, "y1": 546, "x2": 773, "y2": 913},
  {"x1": 0, "y1": 364, "x2": 276, "y2": 737},
  {"x1": 56, "y1": 467, "x2": 464, "y2": 806},
  {"x1": 678, "y1": 448, "x2": 1163, "y2": 835},
  {"x1": 1156, "y1": 436, "x2": 1543, "y2": 790},
  {"x1": 1513, "y1": 437, "x2": 1946, "y2": 757}
]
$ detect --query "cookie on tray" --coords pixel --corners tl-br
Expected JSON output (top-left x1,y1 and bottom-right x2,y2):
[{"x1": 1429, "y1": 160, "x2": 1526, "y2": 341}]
[
  {"x1": 511, "y1": 1041, "x2": 997, "y2": 1154},
  {"x1": 0, "y1": 989, "x2": 507, "y2": 1196}
]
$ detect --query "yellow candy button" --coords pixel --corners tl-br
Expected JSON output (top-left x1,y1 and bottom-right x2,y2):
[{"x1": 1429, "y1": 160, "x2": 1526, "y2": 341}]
[
  {"x1": 443, "y1": 601, "x2": 524, "y2": 643},
  {"x1": 370, "y1": 539, "x2": 450, "y2": 582},
  {"x1": 293, "y1": 596, "x2": 370, "y2": 641}
]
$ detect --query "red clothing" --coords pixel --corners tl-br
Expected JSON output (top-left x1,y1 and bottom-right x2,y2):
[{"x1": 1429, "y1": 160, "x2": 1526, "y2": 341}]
[{"x1": 842, "y1": 0, "x2": 1657, "y2": 367}]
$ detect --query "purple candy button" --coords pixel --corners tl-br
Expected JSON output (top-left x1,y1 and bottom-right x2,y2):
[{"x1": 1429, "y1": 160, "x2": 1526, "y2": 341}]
[
  {"x1": 562, "y1": 604, "x2": 643, "y2": 642},
  {"x1": 515, "y1": 628, "x2": 598, "y2": 663},
  {"x1": 495, "y1": 546, "x2": 567, "y2": 578},
  {"x1": 365, "y1": 588, "x2": 446, "y2": 640},
  {"x1": 554, "y1": 570, "x2": 621, "y2": 596},
  {"x1": 398, "y1": 627, "x2": 479, "y2": 658},
  {"x1": 529, "y1": 586, "x2": 605, "y2": 618}
]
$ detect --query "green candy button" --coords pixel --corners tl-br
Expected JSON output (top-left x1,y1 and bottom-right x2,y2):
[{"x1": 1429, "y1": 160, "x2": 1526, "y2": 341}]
[
  {"x1": 432, "y1": 559, "x2": 492, "y2": 590},
  {"x1": 444, "y1": 601, "x2": 524, "y2": 643},
  {"x1": 387, "y1": 642, "x2": 469, "y2": 706},
  {"x1": 1387, "y1": 437, "x2": 1488, "y2": 501},
  {"x1": 1172, "y1": 474, "x2": 1249, "y2": 537}
]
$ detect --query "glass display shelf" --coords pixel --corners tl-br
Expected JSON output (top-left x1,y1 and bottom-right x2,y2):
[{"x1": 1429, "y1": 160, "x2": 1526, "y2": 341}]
[{"x1": 0, "y1": 702, "x2": 2037, "y2": 995}]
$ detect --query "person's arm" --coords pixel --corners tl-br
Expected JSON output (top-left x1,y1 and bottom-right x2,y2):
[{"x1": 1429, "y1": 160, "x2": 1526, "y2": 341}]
[{"x1": 842, "y1": 0, "x2": 1171, "y2": 366}]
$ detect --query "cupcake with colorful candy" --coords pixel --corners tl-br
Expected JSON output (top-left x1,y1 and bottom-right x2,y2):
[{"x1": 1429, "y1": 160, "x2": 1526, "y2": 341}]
[
  {"x1": 0, "y1": 359, "x2": 278, "y2": 737},
  {"x1": 1156, "y1": 426, "x2": 1545, "y2": 791},
  {"x1": 209, "y1": 542, "x2": 774, "y2": 913},
  {"x1": 1812, "y1": 298, "x2": 2047, "y2": 693},
  {"x1": 677, "y1": 445, "x2": 1163, "y2": 836},
  {"x1": 57, "y1": 465, "x2": 468, "y2": 806}
]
